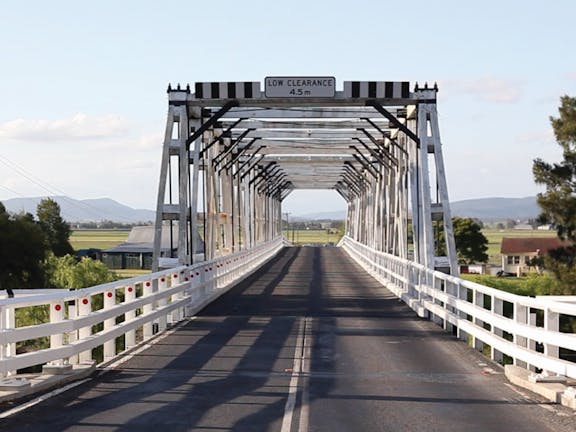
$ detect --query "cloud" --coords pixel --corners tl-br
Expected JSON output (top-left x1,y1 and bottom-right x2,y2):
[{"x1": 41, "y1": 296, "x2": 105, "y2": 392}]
[
  {"x1": 135, "y1": 133, "x2": 163, "y2": 150},
  {"x1": 0, "y1": 113, "x2": 129, "y2": 141},
  {"x1": 515, "y1": 129, "x2": 554, "y2": 145},
  {"x1": 78, "y1": 132, "x2": 163, "y2": 153},
  {"x1": 442, "y1": 77, "x2": 522, "y2": 103}
]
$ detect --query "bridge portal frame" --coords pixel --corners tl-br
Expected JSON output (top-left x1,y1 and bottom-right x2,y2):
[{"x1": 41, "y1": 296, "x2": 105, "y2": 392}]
[{"x1": 152, "y1": 81, "x2": 457, "y2": 275}]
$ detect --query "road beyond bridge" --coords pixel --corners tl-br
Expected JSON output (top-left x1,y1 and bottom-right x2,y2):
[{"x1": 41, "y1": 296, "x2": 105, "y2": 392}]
[{"x1": 2, "y1": 247, "x2": 574, "y2": 431}]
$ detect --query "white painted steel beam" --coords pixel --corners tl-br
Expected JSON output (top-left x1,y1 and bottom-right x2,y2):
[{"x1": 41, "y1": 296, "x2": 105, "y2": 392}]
[
  {"x1": 221, "y1": 119, "x2": 389, "y2": 129},
  {"x1": 220, "y1": 107, "x2": 404, "y2": 119},
  {"x1": 154, "y1": 80, "x2": 454, "y2": 280},
  {"x1": 230, "y1": 130, "x2": 387, "y2": 139}
]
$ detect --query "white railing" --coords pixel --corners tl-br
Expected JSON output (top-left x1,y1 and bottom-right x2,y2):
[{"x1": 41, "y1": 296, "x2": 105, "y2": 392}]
[
  {"x1": 0, "y1": 237, "x2": 284, "y2": 378},
  {"x1": 341, "y1": 236, "x2": 576, "y2": 379}
]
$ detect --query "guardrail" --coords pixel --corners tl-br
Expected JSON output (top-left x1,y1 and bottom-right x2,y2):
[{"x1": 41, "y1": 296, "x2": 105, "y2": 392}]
[
  {"x1": 0, "y1": 237, "x2": 283, "y2": 378},
  {"x1": 341, "y1": 236, "x2": 576, "y2": 379}
]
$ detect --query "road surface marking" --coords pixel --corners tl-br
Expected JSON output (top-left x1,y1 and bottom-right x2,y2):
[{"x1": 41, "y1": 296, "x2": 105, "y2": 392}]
[
  {"x1": 281, "y1": 317, "x2": 305, "y2": 432},
  {"x1": 298, "y1": 317, "x2": 311, "y2": 432}
]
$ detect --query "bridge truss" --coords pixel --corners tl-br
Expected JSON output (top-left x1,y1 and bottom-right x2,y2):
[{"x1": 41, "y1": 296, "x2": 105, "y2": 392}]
[{"x1": 152, "y1": 79, "x2": 457, "y2": 274}]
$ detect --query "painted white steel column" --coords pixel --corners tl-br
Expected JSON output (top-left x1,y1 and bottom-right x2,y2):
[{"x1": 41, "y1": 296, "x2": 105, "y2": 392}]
[
  {"x1": 189, "y1": 115, "x2": 202, "y2": 263},
  {"x1": 152, "y1": 106, "x2": 177, "y2": 271},
  {"x1": 417, "y1": 106, "x2": 434, "y2": 270},
  {"x1": 178, "y1": 105, "x2": 191, "y2": 266},
  {"x1": 426, "y1": 102, "x2": 458, "y2": 275}
]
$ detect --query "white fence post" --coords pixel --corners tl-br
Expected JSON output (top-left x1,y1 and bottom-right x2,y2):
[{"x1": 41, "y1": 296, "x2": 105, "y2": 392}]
[
  {"x1": 491, "y1": 296, "x2": 504, "y2": 363},
  {"x1": 78, "y1": 295, "x2": 93, "y2": 363},
  {"x1": 513, "y1": 302, "x2": 529, "y2": 369},
  {"x1": 43, "y1": 299, "x2": 68, "y2": 373},
  {"x1": 456, "y1": 281, "x2": 469, "y2": 342},
  {"x1": 0, "y1": 304, "x2": 16, "y2": 377},
  {"x1": 544, "y1": 307, "x2": 560, "y2": 369},
  {"x1": 473, "y1": 290, "x2": 485, "y2": 352},
  {"x1": 157, "y1": 275, "x2": 168, "y2": 332},
  {"x1": 142, "y1": 280, "x2": 154, "y2": 340},
  {"x1": 103, "y1": 289, "x2": 116, "y2": 361},
  {"x1": 124, "y1": 285, "x2": 136, "y2": 349}
]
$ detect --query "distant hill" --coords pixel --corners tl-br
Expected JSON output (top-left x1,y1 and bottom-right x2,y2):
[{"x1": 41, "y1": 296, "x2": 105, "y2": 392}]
[
  {"x1": 2, "y1": 196, "x2": 155, "y2": 223},
  {"x1": 449, "y1": 196, "x2": 539, "y2": 220},
  {"x1": 1, "y1": 195, "x2": 540, "y2": 223},
  {"x1": 291, "y1": 211, "x2": 347, "y2": 221},
  {"x1": 293, "y1": 196, "x2": 540, "y2": 221}
]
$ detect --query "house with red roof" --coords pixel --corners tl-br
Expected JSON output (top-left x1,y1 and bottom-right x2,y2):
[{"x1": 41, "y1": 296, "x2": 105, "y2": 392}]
[{"x1": 500, "y1": 237, "x2": 566, "y2": 275}]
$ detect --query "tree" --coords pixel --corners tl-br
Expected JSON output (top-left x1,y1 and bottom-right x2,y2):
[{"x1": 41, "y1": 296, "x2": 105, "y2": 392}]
[
  {"x1": 437, "y1": 217, "x2": 489, "y2": 264},
  {"x1": 0, "y1": 203, "x2": 49, "y2": 290},
  {"x1": 37, "y1": 198, "x2": 74, "y2": 256},
  {"x1": 533, "y1": 95, "x2": 576, "y2": 294},
  {"x1": 45, "y1": 254, "x2": 116, "y2": 289},
  {"x1": 505, "y1": 219, "x2": 517, "y2": 229}
]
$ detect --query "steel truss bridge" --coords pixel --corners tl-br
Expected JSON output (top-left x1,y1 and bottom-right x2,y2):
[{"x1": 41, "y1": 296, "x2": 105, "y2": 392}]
[
  {"x1": 152, "y1": 79, "x2": 456, "y2": 274},
  {"x1": 1, "y1": 79, "x2": 575, "y2": 430}
]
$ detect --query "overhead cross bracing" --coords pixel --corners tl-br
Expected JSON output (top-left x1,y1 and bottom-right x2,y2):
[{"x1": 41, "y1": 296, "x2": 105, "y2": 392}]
[{"x1": 152, "y1": 80, "x2": 457, "y2": 276}]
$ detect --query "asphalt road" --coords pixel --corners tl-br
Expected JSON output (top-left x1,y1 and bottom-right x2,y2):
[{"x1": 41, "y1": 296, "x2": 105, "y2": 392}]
[{"x1": 1, "y1": 246, "x2": 575, "y2": 431}]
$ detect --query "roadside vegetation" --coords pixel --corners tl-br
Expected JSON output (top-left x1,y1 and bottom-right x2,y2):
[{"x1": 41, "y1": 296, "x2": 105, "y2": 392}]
[
  {"x1": 0, "y1": 198, "x2": 118, "y2": 292},
  {"x1": 460, "y1": 273, "x2": 559, "y2": 297}
]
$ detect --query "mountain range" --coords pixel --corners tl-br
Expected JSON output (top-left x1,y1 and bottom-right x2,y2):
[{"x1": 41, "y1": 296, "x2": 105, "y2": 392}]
[
  {"x1": 1, "y1": 195, "x2": 540, "y2": 223},
  {"x1": 2, "y1": 196, "x2": 155, "y2": 223},
  {"x1": 449, "y1": 196, "x2": 540, "y2": 220},
  {"x1": 294, "y1": 196, "x2": 540, "y2": 221}
]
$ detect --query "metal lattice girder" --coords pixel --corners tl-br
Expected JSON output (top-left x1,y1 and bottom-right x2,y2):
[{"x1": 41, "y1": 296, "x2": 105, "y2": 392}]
[
  {"x1": 153, "y1": 80, "x2": 457, "y2": 276},
  {"x1": 220, "y1": 119, "x2": 389, "y2": 129}
]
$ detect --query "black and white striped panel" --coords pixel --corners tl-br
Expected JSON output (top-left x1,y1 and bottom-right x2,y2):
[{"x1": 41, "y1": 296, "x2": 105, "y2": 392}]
[
  {"x1": 194, "y1": 82, "x2": 261, "y2": 99},
  {"x1": 343, "y1": 81, "x2": 410, "y2": 99}
]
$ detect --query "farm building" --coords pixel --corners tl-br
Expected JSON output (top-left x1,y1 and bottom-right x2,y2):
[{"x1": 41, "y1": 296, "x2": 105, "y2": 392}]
[
  {"x1": 500, "y1": 237, "x2": 566, "y2": 276},
  {"x1": 102, "y1": 225, "x2": 204, "y2": 270}
]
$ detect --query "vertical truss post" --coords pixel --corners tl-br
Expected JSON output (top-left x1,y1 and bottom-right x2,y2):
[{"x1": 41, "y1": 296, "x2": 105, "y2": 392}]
[
  {"x1": 189, "y1": 115, "x2": 203, "y2": 264},
  {"x1": 416, "y1": 104, "x2": 435, "y2": 269},
  {"x1": 421, "y1": 98, "x2": 458, "y2": 275},
  {"x1": 406, "y1": 112, "x2": 422, "y2": 266},
  {"x1": 153, "y1": 89, "x2": 199, "y2": 271},
  {"x1": 204, "y1": 129, "x2": 217, "y2": 260},
  {"x1": 220, "y1": 136, "x2": 234, "y2": 254}
]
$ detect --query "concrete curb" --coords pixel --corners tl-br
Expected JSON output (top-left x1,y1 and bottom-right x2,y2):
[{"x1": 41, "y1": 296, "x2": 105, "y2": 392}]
[
  {"x1": 0, "y1": 362, "x2": 96, "y2": 405},
  {"x1": 505, "y1": 364, "x2": 576, "y2": 409}
]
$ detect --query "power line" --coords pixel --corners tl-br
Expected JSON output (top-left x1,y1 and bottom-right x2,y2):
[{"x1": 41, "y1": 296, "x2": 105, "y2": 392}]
[{"x1": 0, "y1": 154, "x2": 135, "y2": 222}]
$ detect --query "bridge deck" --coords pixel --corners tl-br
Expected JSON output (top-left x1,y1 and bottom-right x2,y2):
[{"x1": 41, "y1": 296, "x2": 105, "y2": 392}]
[{"x1": 2, "y1": 247, "x2": 574, "y2": 431}]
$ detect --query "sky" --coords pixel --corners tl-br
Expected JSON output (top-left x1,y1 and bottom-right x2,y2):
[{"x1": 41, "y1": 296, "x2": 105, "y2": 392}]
[{"x1": 1, "y1": 1, "x2": 575, "y2": 216}]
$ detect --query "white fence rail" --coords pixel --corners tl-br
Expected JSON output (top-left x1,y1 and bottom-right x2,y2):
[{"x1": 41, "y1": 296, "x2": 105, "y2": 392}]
[
  {"x1": 0, "y1": 238, "x2": 283, "y2": 377},
  {"x1": 341, "y1": 236, "x2": 576, "y2": 379}
]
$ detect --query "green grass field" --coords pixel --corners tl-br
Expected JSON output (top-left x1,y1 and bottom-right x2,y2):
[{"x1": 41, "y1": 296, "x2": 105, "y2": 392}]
[
  {"x1": 70, "y1": 229, "x2": 130, "y2": 250},
  {"x1": 283, "y1": 229, "x2": 343, "y2": 245},
  {"x1": 71, "y1": 227, "x2": 557, "y2": 264},
  {"x1": 70, "y1": 227, "x2": 562, "y2": 293}
]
